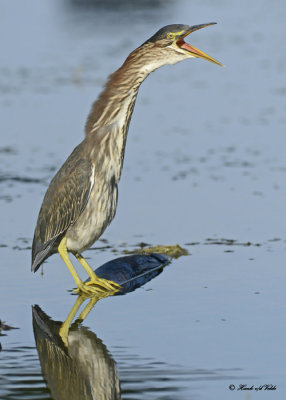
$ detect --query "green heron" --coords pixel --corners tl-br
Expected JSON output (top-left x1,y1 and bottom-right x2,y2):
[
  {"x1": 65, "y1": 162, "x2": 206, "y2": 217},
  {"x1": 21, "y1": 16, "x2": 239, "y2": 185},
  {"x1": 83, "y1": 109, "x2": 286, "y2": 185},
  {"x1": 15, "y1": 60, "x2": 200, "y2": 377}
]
[{"x1": 32, "y1": 23, "x2": 222, "y2": 294}]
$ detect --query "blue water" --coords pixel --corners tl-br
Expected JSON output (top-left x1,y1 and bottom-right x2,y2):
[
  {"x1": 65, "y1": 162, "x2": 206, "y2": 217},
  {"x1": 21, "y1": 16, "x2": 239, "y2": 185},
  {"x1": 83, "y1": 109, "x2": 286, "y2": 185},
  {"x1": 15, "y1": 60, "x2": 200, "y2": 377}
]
[{"x1": 1, "y1": 0, "x2": 286, "y2": 398}]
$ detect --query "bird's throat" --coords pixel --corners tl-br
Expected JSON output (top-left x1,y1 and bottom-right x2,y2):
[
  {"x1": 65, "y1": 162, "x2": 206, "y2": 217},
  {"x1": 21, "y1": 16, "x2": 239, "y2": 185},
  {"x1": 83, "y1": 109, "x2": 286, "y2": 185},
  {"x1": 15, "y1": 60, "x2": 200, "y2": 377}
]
[
  {"x1": 84, "y1": 56, "x2": 152, "y2": 181},
  {"x1": 85, "y1": 58, "x2": 149, "y2": 135}
]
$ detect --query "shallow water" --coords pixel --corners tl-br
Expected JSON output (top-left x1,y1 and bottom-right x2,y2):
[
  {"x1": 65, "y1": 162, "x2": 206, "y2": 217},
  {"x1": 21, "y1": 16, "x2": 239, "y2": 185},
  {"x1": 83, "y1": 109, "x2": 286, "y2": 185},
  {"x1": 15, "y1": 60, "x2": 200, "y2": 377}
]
[{"x1": 1, "y1": 0, "x2": 286, "y2": 398}]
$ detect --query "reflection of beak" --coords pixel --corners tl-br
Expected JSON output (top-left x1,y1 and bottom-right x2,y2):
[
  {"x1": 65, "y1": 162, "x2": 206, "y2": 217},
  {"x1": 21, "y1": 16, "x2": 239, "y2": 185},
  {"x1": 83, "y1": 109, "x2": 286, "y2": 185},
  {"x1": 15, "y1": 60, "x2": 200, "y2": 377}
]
[{"x1": 177, "y1": 22, "x2": 223, "y2": 66}]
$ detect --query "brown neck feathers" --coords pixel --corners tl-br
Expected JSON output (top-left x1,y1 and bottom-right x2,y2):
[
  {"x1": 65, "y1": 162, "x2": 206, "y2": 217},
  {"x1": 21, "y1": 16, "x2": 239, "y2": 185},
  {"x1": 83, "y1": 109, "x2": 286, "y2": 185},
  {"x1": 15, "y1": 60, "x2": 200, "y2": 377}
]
[{"x1": 85, "y1": 44, "x2": 155, "y2": 136}]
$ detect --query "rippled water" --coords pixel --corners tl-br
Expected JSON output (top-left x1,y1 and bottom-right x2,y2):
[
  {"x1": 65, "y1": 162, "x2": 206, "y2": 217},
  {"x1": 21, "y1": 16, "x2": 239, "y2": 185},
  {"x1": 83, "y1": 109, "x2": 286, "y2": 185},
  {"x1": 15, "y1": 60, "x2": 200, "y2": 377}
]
[{"x1": 1, "y1": 0, "x2": 286, "y2": 398}]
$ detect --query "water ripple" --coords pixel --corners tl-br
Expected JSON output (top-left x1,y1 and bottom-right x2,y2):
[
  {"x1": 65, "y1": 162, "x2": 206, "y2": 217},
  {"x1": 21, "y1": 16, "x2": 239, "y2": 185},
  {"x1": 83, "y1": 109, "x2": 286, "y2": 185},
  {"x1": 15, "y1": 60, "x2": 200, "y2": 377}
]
[{"x1": 0, "y1": 344, "x2": 51, "y2": 400}]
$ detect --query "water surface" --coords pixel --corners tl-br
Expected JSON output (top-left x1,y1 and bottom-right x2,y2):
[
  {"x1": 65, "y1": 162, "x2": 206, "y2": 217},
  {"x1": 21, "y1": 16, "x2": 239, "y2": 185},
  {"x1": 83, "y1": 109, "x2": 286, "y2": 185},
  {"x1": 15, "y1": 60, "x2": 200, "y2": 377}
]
[{"x1": 1, "y1": 0, "x2": 286, "y2": 398}]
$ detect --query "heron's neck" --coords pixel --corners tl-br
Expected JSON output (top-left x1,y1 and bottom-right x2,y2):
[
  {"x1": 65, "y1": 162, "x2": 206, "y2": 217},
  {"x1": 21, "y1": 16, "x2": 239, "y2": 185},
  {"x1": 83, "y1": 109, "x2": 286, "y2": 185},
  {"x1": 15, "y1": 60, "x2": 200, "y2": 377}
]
[
  {"x1": 85, "y1": 50, "x2": 157, "y2": 181},
  {"x1": 85, "y1": 53, "x2": 152, "y2": 136}
]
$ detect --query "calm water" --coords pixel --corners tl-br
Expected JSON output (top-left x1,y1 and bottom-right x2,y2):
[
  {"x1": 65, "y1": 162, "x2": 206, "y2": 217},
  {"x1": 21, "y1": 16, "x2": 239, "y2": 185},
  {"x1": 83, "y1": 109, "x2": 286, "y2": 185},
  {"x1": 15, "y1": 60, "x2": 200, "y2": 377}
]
[{"x1": 1, "y1": 0, "x2": 286, "y2": 398}]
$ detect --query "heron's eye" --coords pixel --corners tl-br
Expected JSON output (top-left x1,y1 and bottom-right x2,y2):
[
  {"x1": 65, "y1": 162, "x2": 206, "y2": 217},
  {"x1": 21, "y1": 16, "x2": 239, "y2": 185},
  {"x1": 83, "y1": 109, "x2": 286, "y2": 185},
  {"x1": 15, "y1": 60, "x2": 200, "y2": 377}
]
[{"x1": 167, "y1": 32, "x2": 175, "y2": 40}]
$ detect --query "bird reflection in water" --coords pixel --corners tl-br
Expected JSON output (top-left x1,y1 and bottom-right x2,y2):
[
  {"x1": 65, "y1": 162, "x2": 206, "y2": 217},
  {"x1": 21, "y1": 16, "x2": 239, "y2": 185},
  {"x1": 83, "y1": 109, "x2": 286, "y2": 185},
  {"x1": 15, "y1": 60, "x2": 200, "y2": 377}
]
[{"x1": 32, "y1": 253, "x2": 170, "y2": 400}]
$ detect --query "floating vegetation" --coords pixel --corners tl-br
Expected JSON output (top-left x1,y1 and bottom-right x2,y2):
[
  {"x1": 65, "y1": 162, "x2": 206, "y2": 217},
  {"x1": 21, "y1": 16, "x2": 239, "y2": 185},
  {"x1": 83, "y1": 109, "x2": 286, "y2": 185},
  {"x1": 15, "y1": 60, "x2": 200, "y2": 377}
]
[
  {"x1": 11, "y1": 236, "x2": 282, "y2": 256},
  {"x1": 0, "y1": 146, "x2": 17, "y2": 155},
  {"x1": 123, "y1": 244, "x2": 189, "y2": 258},
  {"x1": 0, "y1": 174, "x2": 44, "y2": 184},
  {"x1": 0, "y1": 320, "x2": 18, "y2": 334},
  {"x1": 185, "y1": 238, "x2": 262, "y2": 247},
  {"x1": 204, "y1": 238, "x2": 261, "y2": 247}
]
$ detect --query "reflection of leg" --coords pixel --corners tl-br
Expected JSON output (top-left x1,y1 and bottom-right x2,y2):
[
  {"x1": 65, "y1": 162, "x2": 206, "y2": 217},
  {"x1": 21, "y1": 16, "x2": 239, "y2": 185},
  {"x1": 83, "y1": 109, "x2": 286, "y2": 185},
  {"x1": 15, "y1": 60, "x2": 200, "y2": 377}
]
[
  {"x1": 59, "y1": 292, "x2": 116, "y2": 347},
  {"x1": 73, "y1": 252, "x2": 121, "y2": 292},
  {"x1": 77, "y1": 295, "x2": 104, "y2": 321},
  {"x1": 59, "y1": 295, "x2": 86, "y2": 347}
]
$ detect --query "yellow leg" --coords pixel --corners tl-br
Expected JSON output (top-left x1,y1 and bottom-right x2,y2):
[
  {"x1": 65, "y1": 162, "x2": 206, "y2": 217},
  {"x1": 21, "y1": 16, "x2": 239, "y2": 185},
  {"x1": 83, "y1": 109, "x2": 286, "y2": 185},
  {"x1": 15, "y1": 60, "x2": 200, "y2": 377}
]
[
  {"x1": 58, "y1": 238, "x2": 86, "y2": 291},
  {"x1": 72, "y1": 252, "x2": 99, "y2": 281},
  {"x1": 58, "y1": 237, "x2": 120, "y2": 294},
  {"x1": 73, "y1": 251, "x2": 121, "y2": 292}
]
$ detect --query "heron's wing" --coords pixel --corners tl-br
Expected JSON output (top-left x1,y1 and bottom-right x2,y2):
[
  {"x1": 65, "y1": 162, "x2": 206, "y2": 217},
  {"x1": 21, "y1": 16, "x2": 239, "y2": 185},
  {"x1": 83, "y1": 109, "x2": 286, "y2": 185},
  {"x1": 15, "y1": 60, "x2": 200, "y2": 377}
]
[{"x1": 32, "y1": 147, "x2": 94, "y2": 271}]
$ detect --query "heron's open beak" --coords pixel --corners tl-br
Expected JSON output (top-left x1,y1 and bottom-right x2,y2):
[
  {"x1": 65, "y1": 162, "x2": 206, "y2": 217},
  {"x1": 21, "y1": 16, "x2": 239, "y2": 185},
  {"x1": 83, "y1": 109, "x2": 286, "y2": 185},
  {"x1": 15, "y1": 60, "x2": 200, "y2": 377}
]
[{"x1": 176, "y1": 23, "x2": 223, "y2": 66}]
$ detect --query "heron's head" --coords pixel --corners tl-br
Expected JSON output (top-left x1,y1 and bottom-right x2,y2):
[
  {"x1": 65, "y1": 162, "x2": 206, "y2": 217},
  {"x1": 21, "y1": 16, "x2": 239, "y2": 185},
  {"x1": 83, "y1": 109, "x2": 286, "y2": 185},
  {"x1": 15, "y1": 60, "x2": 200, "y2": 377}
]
[{"x1": 132, "y1": 23, "x2": 223, "y2": 73}]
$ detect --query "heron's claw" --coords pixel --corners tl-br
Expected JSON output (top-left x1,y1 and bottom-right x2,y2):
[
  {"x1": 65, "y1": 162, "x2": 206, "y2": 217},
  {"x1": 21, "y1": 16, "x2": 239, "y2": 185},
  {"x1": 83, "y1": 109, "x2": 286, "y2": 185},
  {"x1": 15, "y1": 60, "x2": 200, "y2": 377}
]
[
  {"x1": 86, "y1": 277, "x2": 120, "y2": 290},
  {"x1": 73, "y1": 277, "x2": 120, "y2": 295}
]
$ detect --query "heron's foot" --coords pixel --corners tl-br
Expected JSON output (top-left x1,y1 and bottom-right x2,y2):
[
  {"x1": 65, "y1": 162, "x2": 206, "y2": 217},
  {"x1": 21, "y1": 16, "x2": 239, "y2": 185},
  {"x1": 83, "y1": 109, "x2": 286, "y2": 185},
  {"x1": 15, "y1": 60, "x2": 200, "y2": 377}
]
[
  {"x1": 74, "y1": 277, "x2": 120, "y2": 295},
  {"x1": 86, "y1": 276, "x2": 120, "y2": 290}
]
